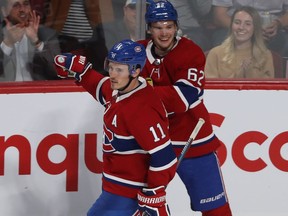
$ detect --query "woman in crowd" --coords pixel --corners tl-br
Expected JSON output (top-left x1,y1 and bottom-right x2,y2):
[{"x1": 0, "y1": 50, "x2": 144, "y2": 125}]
[{"x1": 205, "y1": 6, "x2": 274, "y2": 78}]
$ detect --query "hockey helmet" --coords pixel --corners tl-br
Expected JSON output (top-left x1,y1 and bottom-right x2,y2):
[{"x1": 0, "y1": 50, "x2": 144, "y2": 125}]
[
  {"x1": 145, "y1": 0, "x2": 178, "y2": 24},
  {"x1": 106, "y1": 39, "x2": 146, "y2": 74}
]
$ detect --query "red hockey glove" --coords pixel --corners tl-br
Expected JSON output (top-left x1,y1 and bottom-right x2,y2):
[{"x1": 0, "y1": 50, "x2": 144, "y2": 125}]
[
  {"x1": 137, "y1": 186, "x2": 170, "y2": 216},
  {"x1": 54, "y1": 53, "x2": 92, "y2": 81}
]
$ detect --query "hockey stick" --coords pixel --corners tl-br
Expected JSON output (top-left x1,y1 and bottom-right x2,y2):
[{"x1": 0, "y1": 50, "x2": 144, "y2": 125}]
[{"x1": 176, "y1": 118, "x2": 205, "y2": 169}]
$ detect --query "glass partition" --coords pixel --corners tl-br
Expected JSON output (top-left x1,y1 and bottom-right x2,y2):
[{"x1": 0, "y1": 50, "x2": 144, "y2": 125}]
[{"x1": 0, "y1": 0, "x2": 287, "y2": 83}]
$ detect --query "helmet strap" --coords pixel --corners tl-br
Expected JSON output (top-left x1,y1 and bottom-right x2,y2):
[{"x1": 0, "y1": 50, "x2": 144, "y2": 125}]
[{"x1": 117, "y1": 75, "x2": 136, "y2": 93}]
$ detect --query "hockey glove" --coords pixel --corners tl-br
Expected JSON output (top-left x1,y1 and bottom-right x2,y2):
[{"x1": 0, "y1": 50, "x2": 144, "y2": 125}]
[
  {"x1": 54, "y1": 53, "x2": 92, "y2": 81},
  {"x1": 137, "y1": 186, "x2": 170, "y2": 216}
]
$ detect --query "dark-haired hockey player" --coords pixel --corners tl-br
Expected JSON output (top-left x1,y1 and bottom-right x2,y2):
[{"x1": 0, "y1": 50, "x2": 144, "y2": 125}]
[
  {"x1": 138, "y1": 1, "x2": 233, "y2": 215},
  {"x1": 54, "y1": 39, "x2": 177, "y2": 216}
]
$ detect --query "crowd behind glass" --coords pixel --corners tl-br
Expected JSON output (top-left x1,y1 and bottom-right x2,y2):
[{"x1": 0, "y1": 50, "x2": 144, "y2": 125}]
[{"x1": 1, "y1": 0, "x2": 288, "y2": 82}]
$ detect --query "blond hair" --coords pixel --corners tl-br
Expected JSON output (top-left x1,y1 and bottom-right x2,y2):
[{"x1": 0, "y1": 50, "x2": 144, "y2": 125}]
[{"x1": 221, "y1": 6, "x2": 268, "y2": 70}]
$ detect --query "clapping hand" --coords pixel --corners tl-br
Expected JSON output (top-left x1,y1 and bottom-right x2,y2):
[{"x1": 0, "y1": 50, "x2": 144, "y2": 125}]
[
  {"x1": 2, "y1": 18, "x2": 25, "y2": 46},
  {"x1": 25, "y1": 10, "x2": 40, "y2": 44},
  {"x1": 2, "y1": 10, "x2": 40, "y2": 46}
]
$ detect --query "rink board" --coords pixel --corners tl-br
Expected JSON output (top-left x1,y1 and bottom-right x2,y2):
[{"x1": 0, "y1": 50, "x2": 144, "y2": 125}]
[{"x1": 0, "y1": 84, "x2": 287, "y2": 216}]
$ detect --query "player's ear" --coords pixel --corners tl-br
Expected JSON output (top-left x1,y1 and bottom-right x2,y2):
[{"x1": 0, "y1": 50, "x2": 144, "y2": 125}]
[
  {"x1": 146, "y1": 24, "x2": 151, "y2": 34},
  {"x1": 131, "y1": 68, "x2": 141, "y2": 78}
]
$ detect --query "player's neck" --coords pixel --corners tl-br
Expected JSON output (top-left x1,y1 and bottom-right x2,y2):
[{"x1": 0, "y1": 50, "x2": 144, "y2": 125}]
[
  {"x1": 152, "y1": 38, "x2": 176, "y2": 58},
  {"x1": 118, "y1": 78, "x2": 141, "y2": 95}
]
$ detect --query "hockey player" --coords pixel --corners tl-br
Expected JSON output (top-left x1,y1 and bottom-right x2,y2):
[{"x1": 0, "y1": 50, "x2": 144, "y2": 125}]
[
  {"x1": 54, "y1": 39, "x2": 177, "y2": 216},
  {"x1": 138, "y1": 1, "x2": 233, "y2": 215}
]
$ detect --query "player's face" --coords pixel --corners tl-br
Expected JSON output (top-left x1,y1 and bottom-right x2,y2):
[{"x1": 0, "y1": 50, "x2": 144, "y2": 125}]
[
  {"x1": 108, "y1": 62, "x2": 131, "y2": 92},
  {"x1": 149, "y1": 21, "x2": 177, "y2": 52},
  {"x1": 232, "y1": 11, "x2": 254, "y2": 46}
]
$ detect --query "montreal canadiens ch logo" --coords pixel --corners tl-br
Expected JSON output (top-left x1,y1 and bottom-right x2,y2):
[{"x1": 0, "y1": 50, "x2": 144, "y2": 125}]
[
  {"x1": 103, "y1": 124, "x2": 116, "y2": 152},
  {"x1": 57, "y1": 56, "x2": 65, "y2": 63},
  {"x1": 134, "y1": 46, "x2": 142, "y2": 52}
]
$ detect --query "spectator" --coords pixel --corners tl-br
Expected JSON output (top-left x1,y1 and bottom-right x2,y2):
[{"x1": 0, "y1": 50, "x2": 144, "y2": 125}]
[
  {"x1": 0, "y1": 0, "x2": 60, "y2": 81},
  {"x1": 90, "y1": 0, "x2": 148, "y2": 73},
  {"x1": 169, "y1": 0, "x2": 212, "y2": 51},
  {"x1": 111, "y1": 0, "x2": 127, "y2": 20},
  {"x1": 138, "y1": 1, "x2": 233, "y2": 215},
  {"x1": 101, "y1": 0, "x2": 139, "y2": 49},
  {"x1": 54, "y1": 39, "x2": 177, "y2": 216},
  {"x1": 205, "y1": 6, "x2": 274, "y2": 78},
  {"x1": 211, "y1": 0, "x2": 288, "y2": 57},
  {"x1": 44, "y1": 0, "x2": 114, "y2": 56}
]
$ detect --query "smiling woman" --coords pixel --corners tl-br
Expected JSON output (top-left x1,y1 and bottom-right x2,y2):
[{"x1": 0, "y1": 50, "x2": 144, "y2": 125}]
[{"x1": 204, "y1": 6, "x2": 275, "y2": 79}]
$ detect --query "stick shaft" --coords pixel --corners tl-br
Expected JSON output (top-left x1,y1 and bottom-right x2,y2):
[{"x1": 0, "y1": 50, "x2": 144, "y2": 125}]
[{"x1": 176, "y1": 118, "x2": 205, "y2": 168}]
